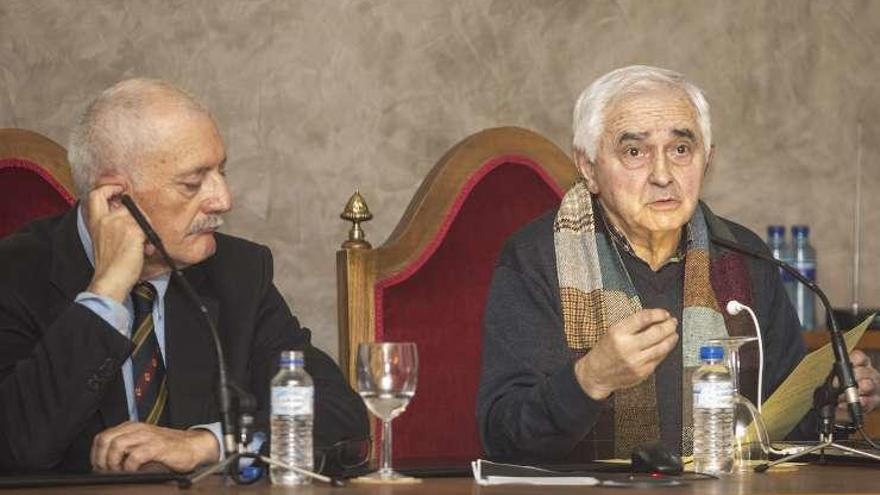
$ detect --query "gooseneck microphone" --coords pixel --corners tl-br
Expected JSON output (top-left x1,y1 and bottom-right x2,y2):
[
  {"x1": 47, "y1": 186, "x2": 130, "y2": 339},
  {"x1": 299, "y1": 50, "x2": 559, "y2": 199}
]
[
  {"x1": 119, "y1": 195, "x2": 237, "y2": 456},
  {"x1": 120, "y1": 195, "x2": 343, "y2": 487},
  {"x1": 710, "y1": 234, "x2": 864, "y2": 428}
]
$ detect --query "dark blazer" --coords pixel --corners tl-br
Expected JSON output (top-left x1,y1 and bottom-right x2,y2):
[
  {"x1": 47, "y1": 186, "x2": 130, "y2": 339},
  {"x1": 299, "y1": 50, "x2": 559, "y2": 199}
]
[{"x1": 0, "y1": 207, "x2": 368, "y2": 473}]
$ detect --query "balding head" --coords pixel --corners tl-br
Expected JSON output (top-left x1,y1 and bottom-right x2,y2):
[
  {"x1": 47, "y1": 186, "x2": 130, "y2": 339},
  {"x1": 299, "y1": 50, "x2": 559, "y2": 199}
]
[{"x1": 68, "y1": 78, "x2": 214, "y2": 198}]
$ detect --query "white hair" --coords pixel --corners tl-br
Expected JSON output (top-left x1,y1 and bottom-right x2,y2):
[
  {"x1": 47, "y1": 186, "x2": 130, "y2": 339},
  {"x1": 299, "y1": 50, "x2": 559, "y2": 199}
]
[
  {"x1": 572, "y1": 65, "x2": 711, "y2": 161},
  {"x1": 68, "y1": 78, "x2": 209, "y2": 198}
]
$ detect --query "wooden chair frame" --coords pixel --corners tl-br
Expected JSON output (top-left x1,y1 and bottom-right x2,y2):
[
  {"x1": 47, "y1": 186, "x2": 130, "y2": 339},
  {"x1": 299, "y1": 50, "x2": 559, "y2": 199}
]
[
  {"x1": 336, "y1": 126, "x2": 578, "y2": 383},
  {"x1": 0, "y1": 128, "x2": 75, "y2": 200}
]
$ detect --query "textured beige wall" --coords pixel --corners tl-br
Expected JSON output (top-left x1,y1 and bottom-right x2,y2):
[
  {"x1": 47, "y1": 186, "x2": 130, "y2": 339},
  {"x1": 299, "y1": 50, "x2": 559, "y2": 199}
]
[{"x1": 2, "y1": 0, "x2": 878, "y2": 359}]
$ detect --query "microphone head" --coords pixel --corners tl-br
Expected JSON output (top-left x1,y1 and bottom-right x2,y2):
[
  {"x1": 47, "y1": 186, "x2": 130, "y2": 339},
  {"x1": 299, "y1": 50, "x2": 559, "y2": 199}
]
[{"x1": 726, "y1": 300, "x2": 744, "y2": 316}]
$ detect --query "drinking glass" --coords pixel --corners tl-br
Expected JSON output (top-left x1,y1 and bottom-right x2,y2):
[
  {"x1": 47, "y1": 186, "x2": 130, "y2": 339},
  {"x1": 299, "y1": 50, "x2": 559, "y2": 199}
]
[
  {"x1": 356, "y1": 342, "x2": 418, "y2": 481},
  {"x1": 707, "y1": 336, "x2": 771, "y2": 472}
]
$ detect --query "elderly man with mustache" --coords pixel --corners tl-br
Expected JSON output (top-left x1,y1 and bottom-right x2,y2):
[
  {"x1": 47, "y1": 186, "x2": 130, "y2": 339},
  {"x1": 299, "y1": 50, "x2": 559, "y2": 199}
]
[
  {"x1": 0, "y1": 79, "x2": 368, "y2": 474},
  {"x1": 478, "y1": 65, "x2": 880, "y2": 462}
]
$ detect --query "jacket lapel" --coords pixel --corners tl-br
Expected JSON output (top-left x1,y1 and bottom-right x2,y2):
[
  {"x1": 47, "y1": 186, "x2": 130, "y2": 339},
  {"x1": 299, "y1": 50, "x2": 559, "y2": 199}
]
[
  {"x1": 48, "y1": 206, "x2": 131, "y2": 428},
  {"x1": 164, "y1": 264, "x2": 220, "y2": 427}
]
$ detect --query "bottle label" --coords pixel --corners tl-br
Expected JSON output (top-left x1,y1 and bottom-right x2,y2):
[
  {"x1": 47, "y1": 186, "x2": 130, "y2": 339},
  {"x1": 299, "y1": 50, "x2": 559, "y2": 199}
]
[
  {"x1": 795, "y1": 262, "x2": 816, "y2": 282},
  {"x1": 693, "y1": 381, "x2": 733, "y2": 409},
  {"x1": 801, "y1": 267, "x2": 816, "y2": 282},
  {"x1": 272, "y1": 386, "x2": 313, "y2": 416}
]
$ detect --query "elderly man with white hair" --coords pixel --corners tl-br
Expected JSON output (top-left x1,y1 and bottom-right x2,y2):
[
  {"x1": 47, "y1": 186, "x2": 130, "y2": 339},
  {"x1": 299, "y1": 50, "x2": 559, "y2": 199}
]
[
  {"x1": 477, "y1": 65, "x2": 880, "y2": 462},
  {"x1": 0, "y1": 79, "x2": 368, "y2": 474}
]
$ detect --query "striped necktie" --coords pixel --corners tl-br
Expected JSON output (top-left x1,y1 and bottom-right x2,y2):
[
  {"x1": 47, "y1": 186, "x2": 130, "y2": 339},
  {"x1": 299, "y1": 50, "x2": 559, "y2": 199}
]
[{"x1": 130, "y1": 282, "x2": 169, "y2": 425}]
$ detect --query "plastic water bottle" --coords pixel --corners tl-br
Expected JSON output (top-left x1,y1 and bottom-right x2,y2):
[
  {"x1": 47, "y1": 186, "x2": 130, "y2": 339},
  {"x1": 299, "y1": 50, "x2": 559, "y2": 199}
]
[
  {"x1": 766, "y1": 225, "x2": 786, "y2": 260},
  {"x1": 692, "y1": 345, "x2": 734, "y2": 475},
  {"x1": 270, "y1": 350, "x2": 314, "y2": 486},
  {"x1": 766, "y1": 225, "x2": 797, "y2": 305},
  {"x1": 791, "y1": 225, "x2": 817, "y2": 330}
]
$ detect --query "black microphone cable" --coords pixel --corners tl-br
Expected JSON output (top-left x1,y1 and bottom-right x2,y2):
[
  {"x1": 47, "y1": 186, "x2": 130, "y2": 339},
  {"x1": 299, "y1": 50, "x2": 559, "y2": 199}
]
[
  {"x1": 120, "y1": 195, "x2": 238, "y2": 457},
  {"x1": 120, "y1": 195, "x2": 345, "y2": 487}
]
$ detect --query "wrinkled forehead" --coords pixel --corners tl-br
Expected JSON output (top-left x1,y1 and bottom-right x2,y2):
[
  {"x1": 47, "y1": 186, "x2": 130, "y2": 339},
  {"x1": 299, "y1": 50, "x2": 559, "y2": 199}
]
[
  {"x1": 601, "y1": 87, "x2": 700, "y2": 143},
  {"x1": 135, "y1": 110, "x2": 225, "y2": 176}
]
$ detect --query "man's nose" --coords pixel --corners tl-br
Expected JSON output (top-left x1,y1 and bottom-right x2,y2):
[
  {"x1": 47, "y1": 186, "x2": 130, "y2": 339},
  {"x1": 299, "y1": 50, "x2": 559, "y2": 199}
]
[
  {"x1": 649, "y1": 153, "x2": 673, "y2": 187},
  {"x1": 205, "y1": 173, "x2": 233, "y2": 213}
]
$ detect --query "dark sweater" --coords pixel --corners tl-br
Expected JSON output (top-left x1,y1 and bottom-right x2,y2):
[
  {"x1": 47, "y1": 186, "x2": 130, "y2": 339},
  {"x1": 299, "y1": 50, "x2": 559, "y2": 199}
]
[{"x1": 477, "y1": 208, "x2": 810, "y2": 462}]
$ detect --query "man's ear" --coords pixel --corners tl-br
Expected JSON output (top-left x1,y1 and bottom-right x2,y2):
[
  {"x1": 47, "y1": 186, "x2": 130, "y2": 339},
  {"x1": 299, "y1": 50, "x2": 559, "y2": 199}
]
[
  {"x1": 93, "y1": 173, "x2": 134, "y2": 203},
  {"x1": 574, "y1": 150, "x2": 600, "y2": 194}
]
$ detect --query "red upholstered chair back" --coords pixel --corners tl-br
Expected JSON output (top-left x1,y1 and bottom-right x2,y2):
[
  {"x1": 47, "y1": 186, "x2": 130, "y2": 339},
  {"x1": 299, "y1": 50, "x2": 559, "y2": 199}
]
[
  {"x1": 0, "y1": 129, "x2": 75, "y2": 238},
  {"x1": 337, "y1": 127, "x2": 578, "y2": 464}
]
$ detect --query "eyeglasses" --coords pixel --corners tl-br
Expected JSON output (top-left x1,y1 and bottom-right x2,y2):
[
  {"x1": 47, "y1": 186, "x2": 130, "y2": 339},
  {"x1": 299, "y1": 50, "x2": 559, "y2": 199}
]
[{"x1": 314, "y1": 436, "x2": 372, "y2": 475}]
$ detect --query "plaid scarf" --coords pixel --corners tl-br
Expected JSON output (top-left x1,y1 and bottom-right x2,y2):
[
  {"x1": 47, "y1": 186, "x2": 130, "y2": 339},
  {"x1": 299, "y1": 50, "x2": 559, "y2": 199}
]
[{"x1": 553, "y1": 180, "x2": 754, "y2": 457}]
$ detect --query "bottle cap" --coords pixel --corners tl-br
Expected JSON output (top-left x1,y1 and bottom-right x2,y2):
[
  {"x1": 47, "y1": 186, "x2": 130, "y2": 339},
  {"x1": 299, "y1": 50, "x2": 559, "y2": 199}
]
[
  {"x1": 792, "y1": 225, "x2": 810, "y2": 238},
  {"x1": 767, "y1": 225, "x2": 784, "y2": 237},
  {"x1": 699, "y1": 345, "x2": 724, "y2": 361}
]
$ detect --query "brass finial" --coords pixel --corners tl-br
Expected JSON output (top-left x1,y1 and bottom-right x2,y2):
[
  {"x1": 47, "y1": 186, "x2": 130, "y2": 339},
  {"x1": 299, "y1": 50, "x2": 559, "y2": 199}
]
[{"x1": 340, "y1": 190, "x2": 373, "y2": 249}]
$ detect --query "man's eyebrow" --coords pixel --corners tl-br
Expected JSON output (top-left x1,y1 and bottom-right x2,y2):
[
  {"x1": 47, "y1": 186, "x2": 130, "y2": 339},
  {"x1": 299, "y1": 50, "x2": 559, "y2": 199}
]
[
  {"x1": 618, "y1": 131, "x2": 649, "y2": 143},
  {"x1": 672, "y1": 128, "x2": 696, "y2": 140},
  {"x1": 175, "y1": 165, "x2": 212, "y2": 179}
]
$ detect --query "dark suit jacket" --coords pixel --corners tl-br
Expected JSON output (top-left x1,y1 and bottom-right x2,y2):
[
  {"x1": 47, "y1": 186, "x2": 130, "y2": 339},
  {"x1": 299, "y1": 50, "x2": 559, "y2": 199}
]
[{"x1": 0, "y1": 207, "x2": 368, "y2": 473}]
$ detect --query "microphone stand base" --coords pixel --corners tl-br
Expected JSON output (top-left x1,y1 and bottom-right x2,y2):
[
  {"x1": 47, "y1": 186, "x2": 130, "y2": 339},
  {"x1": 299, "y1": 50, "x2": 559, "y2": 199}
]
[
  {"x1": 183, "y1": 452, "x2": 344, "y2": 488},
  {"x1": 756, "y1": 434, "x2": 880, "y2": 473}
]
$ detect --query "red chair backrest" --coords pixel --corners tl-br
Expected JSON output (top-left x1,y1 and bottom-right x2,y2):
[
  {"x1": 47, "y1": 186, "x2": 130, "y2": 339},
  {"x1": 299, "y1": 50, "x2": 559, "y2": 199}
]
[
  {"x1": 377, "y1": 157, "x2": 566, "y2": 462},
  {"x1": 336, "y1": 128, "x2": 578, "y2": 464},
  {"x1": 0, "y1": 129, "x2": 75, "y2": 238}
]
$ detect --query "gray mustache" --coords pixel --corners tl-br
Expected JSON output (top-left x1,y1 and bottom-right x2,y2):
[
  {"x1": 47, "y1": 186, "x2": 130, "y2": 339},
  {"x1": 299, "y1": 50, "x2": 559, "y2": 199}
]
[{"x1": 188, "y1": 215, "x2": 224, "y2": 235}]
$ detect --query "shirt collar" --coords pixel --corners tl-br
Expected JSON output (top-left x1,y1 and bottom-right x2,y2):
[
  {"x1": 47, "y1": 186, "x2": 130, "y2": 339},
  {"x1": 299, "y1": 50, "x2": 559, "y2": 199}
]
[
  {"x1": 76, "y1": 204, "x2": 171, "y2": 297},
  {"x1": 593, "y1": 196, "x2": 689, "y2": 266}
]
